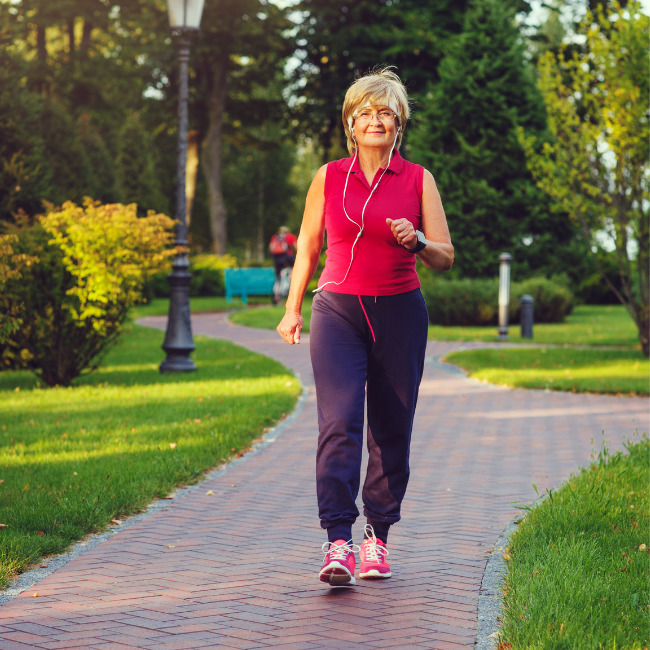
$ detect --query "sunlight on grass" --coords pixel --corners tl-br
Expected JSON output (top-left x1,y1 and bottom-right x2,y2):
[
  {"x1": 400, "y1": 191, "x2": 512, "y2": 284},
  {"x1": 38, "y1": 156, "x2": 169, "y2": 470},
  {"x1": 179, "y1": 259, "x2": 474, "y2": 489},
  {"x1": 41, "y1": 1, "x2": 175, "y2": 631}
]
[
  {"x1": 445, "y1": 348, "x2": 649, "y2": 395},
  {"x1": 500, "y1": 436, "x2": 650, "y2": 649},
  {"x1": 0, "y1": 324, "x2": 300, "y2": 588},
  {"x1": 429, "y1": 305, "x2": 640, "y2": 347}
]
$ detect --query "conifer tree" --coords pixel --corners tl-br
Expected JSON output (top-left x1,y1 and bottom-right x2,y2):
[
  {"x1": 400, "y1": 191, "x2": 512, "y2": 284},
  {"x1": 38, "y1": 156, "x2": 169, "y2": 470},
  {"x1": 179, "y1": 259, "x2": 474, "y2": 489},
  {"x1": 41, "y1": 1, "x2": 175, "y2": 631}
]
[
  {"x1": 409, "y1": 0, "x2": 587, "y2": 279},
  {"x1": 115, "y1": 112, "x2": 168, "y2": 215}
]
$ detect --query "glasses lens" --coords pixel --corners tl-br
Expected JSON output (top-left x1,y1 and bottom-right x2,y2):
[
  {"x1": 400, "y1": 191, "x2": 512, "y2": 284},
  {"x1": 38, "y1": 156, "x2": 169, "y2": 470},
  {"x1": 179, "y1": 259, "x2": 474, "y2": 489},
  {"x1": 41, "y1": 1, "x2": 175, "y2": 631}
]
[{"x1": 355, "y1": 110, "x2": 395, "y2": 123}]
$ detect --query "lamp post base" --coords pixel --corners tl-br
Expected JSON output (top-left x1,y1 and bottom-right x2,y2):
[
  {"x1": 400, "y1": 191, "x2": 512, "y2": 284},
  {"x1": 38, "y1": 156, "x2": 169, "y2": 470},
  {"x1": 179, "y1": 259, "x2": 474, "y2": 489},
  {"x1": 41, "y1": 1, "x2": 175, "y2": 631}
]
[
  {"x1": 160, "y1": 254, "x2": 196, "y2": 373},
  {"x1": 160, "y1": 353, "x2": 197, "y2": 373}
]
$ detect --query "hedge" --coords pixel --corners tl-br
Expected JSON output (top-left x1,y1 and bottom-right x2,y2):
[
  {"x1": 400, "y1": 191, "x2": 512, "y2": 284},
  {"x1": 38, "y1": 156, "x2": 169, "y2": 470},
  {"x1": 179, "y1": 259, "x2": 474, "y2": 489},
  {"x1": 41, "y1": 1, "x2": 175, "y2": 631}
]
[{"x1": 420, "y1": 274, "x2": 573, "y2": 326}]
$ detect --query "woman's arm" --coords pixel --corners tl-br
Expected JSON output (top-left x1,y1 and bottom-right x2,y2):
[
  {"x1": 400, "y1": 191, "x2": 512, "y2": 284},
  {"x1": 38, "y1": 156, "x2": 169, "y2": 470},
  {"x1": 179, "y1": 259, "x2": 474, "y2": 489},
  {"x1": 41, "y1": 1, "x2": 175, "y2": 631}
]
[
  {"x1": 386, "y1": 169, "x2": 454, "y2": 271},
  {"x1": 277, "y1": 165, "x2": 327, "y2": 344}
]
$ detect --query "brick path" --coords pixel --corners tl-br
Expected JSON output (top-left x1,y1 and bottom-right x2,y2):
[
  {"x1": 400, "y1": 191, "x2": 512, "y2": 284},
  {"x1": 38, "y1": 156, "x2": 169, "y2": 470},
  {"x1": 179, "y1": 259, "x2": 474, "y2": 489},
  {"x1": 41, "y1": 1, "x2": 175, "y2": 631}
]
[{"x1": 1, "y1": 312, "x2": 647, "y2": 649}]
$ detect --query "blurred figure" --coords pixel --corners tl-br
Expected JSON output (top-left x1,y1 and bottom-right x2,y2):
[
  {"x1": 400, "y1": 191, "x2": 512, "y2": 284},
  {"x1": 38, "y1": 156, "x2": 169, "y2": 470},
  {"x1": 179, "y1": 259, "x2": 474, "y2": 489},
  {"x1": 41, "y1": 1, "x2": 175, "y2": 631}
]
[{"x1": 269, "y1": 226, "x2": 297, "y2": 279}]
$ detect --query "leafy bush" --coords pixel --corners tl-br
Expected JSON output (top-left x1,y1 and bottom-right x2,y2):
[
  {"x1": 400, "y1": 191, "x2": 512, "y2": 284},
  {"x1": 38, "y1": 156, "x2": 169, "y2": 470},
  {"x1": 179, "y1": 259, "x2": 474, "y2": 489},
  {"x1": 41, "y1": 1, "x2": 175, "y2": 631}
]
[
  {"x1": 420, "y1": 273, "x2": 573, "y2": 326},
  {"x1": 510, "y1": 276, "x2": 573, "y2": 323},
  {"x1": 0, "y1": 201, "x2": 175, "y2": 386},
  {"x1": 421, "y1": 276, "x2": 498, "y2": 326},
  {"x1": 145, "y1": 253, "x2": 238, "y2": 300},
  {"x1": 0, "y1": 233, "x2": 37, "y2": 344}
]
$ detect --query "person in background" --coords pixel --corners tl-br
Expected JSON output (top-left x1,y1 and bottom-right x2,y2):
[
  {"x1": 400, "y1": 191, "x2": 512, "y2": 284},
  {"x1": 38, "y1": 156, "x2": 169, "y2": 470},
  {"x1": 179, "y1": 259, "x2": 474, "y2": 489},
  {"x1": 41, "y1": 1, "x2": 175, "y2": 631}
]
[
  {"x1": 269, "y1": 226, "x2": 297, "y2": 279},
  {"x1": 276, "y1": 67, "x2": 454, "y2": 586}
]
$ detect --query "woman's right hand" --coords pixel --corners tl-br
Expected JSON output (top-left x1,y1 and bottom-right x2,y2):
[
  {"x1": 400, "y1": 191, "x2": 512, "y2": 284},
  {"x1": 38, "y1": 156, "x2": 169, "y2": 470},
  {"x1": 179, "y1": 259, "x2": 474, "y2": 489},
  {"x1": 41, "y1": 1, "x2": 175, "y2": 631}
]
[{"x1": 277, "y1": 311, "x2": 303, "y2": 345}]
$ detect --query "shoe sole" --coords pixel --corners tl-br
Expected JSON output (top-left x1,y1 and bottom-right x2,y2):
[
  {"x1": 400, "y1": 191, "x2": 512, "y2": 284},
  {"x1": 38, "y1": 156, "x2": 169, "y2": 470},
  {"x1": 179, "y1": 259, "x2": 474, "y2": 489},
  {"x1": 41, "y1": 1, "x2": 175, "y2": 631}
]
[
  {"x1": 321, "y1": 571, "x2": 356, "y2": 586},
  {"x1": 319, "y1": 563, "x2": 355, "y2": 586},
  {"x1": 358, "y1": 569, "x2": 391, "y2": 579}
]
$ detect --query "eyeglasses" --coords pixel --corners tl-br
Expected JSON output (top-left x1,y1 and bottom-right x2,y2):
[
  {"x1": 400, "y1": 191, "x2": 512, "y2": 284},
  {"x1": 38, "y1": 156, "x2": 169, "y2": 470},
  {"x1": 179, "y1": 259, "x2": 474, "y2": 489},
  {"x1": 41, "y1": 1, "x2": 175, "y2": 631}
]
[{"x1": 353, "y1": 109, "x2": 396, "y2": 124}]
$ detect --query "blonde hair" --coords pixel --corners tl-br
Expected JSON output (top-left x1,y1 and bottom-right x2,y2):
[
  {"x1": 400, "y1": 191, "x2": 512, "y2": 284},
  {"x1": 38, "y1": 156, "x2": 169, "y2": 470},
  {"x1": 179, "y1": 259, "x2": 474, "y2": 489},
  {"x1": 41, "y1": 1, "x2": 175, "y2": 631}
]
[{"x1": 342, "y1": 66, "x2": 410, "y2": 155}]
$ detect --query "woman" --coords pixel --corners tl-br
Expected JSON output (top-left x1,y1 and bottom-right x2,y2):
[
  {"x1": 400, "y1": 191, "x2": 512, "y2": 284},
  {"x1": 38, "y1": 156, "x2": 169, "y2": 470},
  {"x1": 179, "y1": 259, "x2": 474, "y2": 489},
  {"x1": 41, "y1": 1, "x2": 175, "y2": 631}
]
[{"x1": 277, "y1": 67, "x2": 454, "y2": 586}]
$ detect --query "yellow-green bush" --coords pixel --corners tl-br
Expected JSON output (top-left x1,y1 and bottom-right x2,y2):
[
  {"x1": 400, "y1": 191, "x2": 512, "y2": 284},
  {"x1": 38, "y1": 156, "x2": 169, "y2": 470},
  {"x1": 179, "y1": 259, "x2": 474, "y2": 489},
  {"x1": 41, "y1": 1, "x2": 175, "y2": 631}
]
[{"x1": 0, "y1": 201, "x2": 175, "y2": 386}]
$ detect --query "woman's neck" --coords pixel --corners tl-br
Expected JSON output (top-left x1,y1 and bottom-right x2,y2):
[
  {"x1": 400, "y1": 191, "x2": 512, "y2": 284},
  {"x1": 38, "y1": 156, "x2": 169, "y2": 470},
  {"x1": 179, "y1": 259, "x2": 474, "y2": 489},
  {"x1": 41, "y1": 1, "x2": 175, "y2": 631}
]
[{"x1": 356, "y1": 146, "x2": 394, "y2": 184}]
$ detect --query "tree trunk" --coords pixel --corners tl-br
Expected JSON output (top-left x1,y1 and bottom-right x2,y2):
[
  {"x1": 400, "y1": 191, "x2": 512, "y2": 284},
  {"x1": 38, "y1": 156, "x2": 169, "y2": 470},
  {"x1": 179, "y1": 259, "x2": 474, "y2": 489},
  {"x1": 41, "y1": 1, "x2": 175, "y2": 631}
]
[
  {"x1": 256, "y1": 156, "x2": 265, "y2": 261},
  {"x1": 185, "y1": 129, "x2": 199, "y2": 229},
  {"x1": 201, "y1": 54, "x2": 228, "y2": 255},
  {"x1": 80, "y1": 20, "x2": 92, "y2": 55},
  {"x1": 67, "y1": 18, "x2": 75, "y2": 58},
  {"x1": 638, "y1": 308, "x2": 649, "y2": 357},
  {"x1": 36, "y1": 25, "x2": 47, "y2": 63}
]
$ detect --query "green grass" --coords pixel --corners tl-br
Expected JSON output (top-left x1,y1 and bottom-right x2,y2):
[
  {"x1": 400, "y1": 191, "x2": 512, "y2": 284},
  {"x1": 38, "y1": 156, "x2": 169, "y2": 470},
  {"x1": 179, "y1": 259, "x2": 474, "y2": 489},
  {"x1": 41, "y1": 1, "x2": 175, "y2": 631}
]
[
  {"x1": 444, "y1": 348, "x2": 649, "y2": 396},
  {"x1": 132, "y1": 295, "x2": 273, "y2": 318},
  {"x1": 229, "y1": 304, "x2": 640, "y2": 349},
  {"x1": 0, "y1": 324, "x2": 300, "y2": 588},
  {"x1": 229, "y1": 303, "x2": 647, "y2": 395},
  {"x1": 499, "y1": 435, "x2": 650, "y2": 650},
  {"x1": 429, "y1": 305, "x2": 640, "y2": 348}
]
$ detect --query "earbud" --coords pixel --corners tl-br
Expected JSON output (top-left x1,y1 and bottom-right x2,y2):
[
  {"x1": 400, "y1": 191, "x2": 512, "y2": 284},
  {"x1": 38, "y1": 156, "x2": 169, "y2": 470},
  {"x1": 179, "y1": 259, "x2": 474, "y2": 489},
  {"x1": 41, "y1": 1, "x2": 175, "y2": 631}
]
[{"x1": 397, "y1": 126, "x2": 401, "y2": 132}]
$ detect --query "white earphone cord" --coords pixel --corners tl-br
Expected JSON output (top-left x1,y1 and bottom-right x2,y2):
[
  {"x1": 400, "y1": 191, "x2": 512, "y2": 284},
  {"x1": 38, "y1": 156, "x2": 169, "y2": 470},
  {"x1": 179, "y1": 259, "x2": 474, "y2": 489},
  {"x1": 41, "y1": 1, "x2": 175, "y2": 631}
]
[{"x1": 316, "y1": 128, "x2": 400, "y2": 293}]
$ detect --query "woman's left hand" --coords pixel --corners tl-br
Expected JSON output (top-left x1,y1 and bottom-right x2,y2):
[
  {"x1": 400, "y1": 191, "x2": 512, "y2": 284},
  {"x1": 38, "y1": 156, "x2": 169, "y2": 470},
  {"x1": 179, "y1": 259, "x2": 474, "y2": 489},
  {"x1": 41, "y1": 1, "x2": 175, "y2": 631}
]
[{"x1": 386, "y1": 218, "x2": 417, "y2": 249}]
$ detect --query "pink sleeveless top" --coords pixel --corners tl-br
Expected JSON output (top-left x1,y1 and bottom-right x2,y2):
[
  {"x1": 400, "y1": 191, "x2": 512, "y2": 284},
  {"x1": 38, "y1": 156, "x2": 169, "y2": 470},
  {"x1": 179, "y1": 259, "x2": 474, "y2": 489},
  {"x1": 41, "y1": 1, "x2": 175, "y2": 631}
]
[{"x1": 317, "y1": 151, "x2": 424, "y2": 296}]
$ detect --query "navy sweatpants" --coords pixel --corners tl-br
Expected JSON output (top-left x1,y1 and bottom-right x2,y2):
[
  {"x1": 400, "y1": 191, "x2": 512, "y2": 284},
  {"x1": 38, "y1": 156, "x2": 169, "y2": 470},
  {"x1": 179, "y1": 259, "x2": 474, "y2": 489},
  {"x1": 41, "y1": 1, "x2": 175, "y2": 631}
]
[{"x1": 310, "y1": 289, "x2": 429, "y2": 543}]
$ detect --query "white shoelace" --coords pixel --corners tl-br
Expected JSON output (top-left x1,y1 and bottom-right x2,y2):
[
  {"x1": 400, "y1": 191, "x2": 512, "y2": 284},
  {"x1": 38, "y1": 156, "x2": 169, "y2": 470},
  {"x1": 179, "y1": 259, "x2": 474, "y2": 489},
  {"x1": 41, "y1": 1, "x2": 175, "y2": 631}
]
[
  {"x1": 362, "y1": 524, "x2": 389, "y2": 562},
  {"x1": 322, "y1": 540, "x2": 359, "y2": 560}
]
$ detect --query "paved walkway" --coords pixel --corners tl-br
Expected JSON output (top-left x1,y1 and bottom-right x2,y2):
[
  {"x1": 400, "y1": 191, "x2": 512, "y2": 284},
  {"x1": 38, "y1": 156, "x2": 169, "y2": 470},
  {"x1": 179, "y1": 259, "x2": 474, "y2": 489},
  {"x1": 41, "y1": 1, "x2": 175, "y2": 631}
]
[{"x1": 1, "y1": 313, "x2": 648, "y2": 649}]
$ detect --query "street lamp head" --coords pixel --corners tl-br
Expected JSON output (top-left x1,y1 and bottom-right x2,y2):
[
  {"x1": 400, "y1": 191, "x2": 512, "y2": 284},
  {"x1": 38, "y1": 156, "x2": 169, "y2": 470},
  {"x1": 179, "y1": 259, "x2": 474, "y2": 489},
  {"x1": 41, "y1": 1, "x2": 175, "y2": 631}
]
[{"x1": 167, "y1": 0, "x2": 205, "y2": 32}]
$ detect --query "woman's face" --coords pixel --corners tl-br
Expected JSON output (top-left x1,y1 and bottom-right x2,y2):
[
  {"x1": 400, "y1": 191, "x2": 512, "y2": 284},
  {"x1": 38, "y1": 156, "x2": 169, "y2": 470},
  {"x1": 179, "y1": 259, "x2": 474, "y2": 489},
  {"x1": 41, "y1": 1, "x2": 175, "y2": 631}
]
[{"x1": 351, "y1": 104, "x2": 399, "y2": 152}]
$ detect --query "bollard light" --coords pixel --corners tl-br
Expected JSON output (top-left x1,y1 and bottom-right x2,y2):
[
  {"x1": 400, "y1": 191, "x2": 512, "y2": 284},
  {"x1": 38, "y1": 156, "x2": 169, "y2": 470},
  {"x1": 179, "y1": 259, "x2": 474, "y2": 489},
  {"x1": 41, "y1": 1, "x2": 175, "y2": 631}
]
[
  {"x1": 498, "y1": 252, "x2": 512, "y2": 340},
  {"x1": 160, "y1": 0, "x2": 205, "y2": 373},
  {"x1": 520, "y1": 294, "x2": 534, "y2": 339}
]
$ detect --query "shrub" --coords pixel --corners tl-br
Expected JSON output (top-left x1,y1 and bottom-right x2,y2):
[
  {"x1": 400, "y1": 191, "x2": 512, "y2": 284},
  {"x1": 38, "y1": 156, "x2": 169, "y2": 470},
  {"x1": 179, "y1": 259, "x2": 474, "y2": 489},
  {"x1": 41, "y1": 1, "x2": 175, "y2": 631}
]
[
  {"x1": 421, "y1": 276, "x2": 498, "y2": 326},
  {"x1": 420, "y1": 274, "x2": 573, "y2": 326},
  {"x1": 509, "y1": 276, "x2": 573, "y2": 323},
  {"x1": 0, "y1": 232, "x2": 37, "y2": 344},
  {"x1": 0, "y1": 201, "x2": 175, "y2": 386},
  {"x1": 145, "y1": 253, "x2": 238, "y2": 300}
]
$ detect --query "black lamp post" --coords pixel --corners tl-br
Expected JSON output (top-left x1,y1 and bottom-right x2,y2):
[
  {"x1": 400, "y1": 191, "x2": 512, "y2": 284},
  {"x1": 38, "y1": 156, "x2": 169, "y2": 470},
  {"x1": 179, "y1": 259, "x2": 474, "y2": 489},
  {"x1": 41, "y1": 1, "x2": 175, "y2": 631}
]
[{"x1": 160, "y1": 0, "x2": 205, "y2": 373}]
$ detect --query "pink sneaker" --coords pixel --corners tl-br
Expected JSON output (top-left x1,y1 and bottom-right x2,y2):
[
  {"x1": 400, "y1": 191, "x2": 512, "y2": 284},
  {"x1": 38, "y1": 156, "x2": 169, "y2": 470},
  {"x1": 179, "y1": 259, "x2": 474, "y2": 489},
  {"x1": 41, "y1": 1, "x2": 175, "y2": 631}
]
[
  {"x1": 319, "y1": 539, "x2": 358, "y2": 585},
  {"x1": 359, "y1": 525, "x2": 391, "y2": 579}
]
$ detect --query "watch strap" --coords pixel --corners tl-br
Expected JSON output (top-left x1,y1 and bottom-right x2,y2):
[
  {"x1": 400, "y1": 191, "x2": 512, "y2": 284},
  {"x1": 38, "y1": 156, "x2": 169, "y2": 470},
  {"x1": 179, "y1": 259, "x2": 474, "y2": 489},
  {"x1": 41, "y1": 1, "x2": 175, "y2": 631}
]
[{"x1": 402, "y1": 230, "x2": 426, "y2": 253}]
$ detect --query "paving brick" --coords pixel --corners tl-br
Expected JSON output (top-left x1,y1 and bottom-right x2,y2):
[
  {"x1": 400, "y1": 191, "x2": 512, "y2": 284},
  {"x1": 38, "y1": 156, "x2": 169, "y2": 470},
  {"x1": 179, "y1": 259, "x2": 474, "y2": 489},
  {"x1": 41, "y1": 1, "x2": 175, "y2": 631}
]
[{"x1": 0, "y1": 313, "x2": 646, "y2": 650}]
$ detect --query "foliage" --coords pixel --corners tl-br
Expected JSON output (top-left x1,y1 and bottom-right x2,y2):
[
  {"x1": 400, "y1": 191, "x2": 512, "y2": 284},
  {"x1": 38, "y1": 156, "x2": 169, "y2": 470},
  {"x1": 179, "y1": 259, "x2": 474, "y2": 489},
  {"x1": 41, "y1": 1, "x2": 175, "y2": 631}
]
[
  {"x1": 519, "y1": 1, "x2": 649, "y2": 355},
  {"x1": 419, "y1": 275, "x2": 573, "y2": 326},
  {"x1": 0, "y1": 324, "x2": 301, "y2": 588},
  {"x1": 409, "y1": 0, "x2": 593, "y2": 283},
  {"x1": 0, "y1": 233, "x2": 37, "y2": 343},
  {"x1": 115, "y1": 112, "x2": 168, "y2": 215},
  {"x1": 499, "y1": 436, "x2": 649, "y2": 647},
  {"x1": 1, "y1": 201, "x2": 175, "y2": 386},
  {"x1": 192, "y1": 1, "x2": 294, "y2": 254},
  {"x1": 145, "y1": 253, "x2": 238, "y2": 300},
  {"x1": 512, "y1": 276, "x2": 574, "y2": 323}
]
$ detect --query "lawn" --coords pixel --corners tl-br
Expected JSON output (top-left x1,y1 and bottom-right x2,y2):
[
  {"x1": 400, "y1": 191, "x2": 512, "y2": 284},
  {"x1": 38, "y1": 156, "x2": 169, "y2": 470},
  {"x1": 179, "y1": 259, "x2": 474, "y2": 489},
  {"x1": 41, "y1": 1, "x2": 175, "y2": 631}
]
[
  {"x1": 228, "y1": 303, "x2": 646, "y2": 395},
  {"x1": 499, "y1": 435, "x2": 650, "y2": 649},
  {"x1": 229, "y1": 303, "x2": 640, "y2": 349},
  {"x1": 0, "y1": 324, "x2": 300, "y2": 588},
  {"x1": 444, "y1": 347, "x2": 649, "y2": 396},
  {"x1": 430, "y1": 304, "x2": 640, "y2": 348}
]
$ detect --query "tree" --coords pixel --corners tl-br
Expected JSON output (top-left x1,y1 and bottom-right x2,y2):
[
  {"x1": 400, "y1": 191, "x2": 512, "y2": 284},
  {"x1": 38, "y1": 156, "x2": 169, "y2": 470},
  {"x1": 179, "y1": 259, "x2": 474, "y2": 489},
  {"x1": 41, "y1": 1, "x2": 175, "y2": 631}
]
[
  {"x1": 519, "y1": 1, "x2": 649, "y2": 355},
  {"x1": 191, "y1": 0, "x2": 293, "y2": 254},
  {"x1": 115, "y1": 111, "x2": 168, "y2": 214},
  {"x1": 409, "y1": 0, "x2": 581, "y2": 279}
]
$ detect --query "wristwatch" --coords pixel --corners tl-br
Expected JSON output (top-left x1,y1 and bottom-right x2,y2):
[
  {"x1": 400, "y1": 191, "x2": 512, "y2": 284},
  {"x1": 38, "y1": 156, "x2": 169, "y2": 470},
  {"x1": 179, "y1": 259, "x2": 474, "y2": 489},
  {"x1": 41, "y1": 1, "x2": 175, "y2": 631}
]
[{"x1": 402, "y1": 230, "x2": 427, "y2": 253}]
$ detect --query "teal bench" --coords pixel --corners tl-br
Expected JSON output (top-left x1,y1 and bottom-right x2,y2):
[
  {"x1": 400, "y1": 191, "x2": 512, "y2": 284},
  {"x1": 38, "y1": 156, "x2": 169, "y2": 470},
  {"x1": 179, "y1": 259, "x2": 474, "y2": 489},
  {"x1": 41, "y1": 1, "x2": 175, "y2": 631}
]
[{"x1": 224, "y1": 267, "x2": 276, "y2": 305}]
